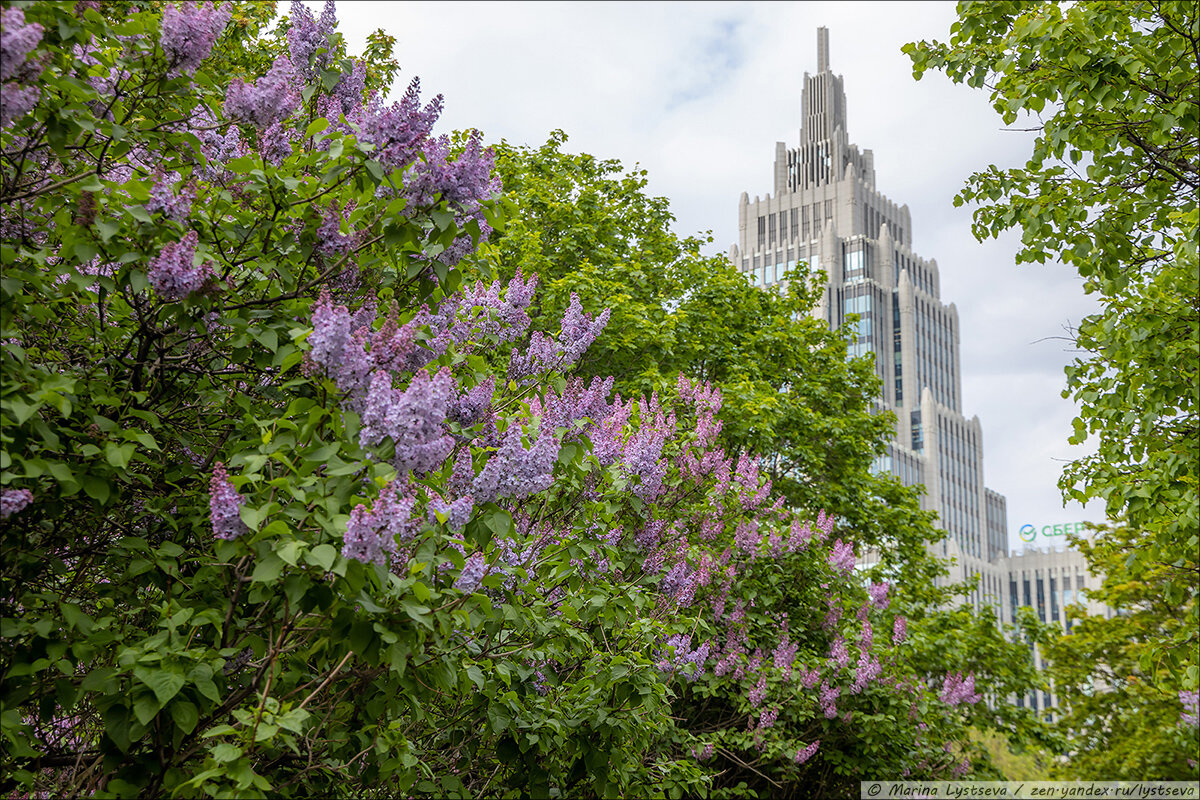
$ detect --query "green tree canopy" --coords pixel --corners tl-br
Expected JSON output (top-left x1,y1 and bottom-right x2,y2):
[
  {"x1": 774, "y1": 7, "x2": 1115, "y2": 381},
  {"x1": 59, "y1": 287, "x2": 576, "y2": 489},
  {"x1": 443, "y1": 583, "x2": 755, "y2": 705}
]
[{"x1": 907, "y1": 0, "x2": 1199, "y2": 779}]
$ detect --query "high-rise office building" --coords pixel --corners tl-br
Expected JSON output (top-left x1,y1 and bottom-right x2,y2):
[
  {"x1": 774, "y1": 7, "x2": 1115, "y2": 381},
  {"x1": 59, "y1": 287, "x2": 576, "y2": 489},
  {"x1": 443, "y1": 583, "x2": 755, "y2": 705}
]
[{"x1": 728, "y1": 27, "x2": 1011, "y2": 620}]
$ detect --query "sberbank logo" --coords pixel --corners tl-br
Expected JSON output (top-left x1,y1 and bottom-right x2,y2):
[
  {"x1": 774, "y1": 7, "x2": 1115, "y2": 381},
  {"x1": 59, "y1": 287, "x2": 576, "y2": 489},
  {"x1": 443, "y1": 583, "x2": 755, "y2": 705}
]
[{"x1": 1018, "y1": 522, "x2": 1090, "y2": 543}]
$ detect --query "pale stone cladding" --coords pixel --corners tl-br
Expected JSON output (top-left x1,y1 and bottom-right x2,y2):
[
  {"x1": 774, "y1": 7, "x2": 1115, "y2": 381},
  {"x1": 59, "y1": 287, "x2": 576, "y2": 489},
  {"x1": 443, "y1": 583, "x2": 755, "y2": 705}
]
[
  {"x1": 729, "y1": 27, "x2": 1008, "y2": 621},
  {"x1": 998, "y1": 546, "x2": 1111, "y2": 718}
]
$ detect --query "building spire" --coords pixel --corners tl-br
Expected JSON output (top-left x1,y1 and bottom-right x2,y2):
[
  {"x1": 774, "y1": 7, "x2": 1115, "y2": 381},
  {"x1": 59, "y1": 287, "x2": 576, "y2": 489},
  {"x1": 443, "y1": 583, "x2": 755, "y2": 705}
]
[{"x1": 817, "y1": 26, "x2": 829, "y2": 73}]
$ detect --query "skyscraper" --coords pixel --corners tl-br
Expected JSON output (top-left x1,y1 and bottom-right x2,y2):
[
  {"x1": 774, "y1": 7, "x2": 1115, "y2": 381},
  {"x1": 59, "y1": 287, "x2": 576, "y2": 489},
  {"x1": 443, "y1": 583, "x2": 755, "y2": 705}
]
[{"x1": 728, "y1": 27, "x2": 1011, "y2": 620}]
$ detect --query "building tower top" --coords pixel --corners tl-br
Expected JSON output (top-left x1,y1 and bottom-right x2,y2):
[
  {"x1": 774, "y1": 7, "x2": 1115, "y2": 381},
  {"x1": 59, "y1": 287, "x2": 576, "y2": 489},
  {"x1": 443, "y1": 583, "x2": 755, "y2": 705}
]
[{"x1": 817, "y1": 25, "x2": 829, "y2": 72}]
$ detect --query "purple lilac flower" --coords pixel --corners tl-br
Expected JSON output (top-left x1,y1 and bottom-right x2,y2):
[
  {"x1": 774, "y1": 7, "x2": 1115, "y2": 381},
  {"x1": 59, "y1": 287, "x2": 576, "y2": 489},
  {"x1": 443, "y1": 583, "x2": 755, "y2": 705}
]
[
  {"x1": 815, "y1": 508, "x2": 834, "y2": 541},
  {"x1": 0, "y1": 488, "x2": 34, "y2": 519},
  {"x1": 0, "y1": 83, "x2": 38, "y2": 128},
  {"x1": 287, "y1": 0, "x2": 337, "y2": 85},
  {"x1": 454, "y1": 552, "x2": 486, "y2": 592},
  {"x1": 0, "y1": 8, "x2": 43, "y2": 129},
  {"x1": 308, "y1": 290, "x2": 353, "y2": 372},
  {"x1": 225, "y1": 55, "x2": 299, "y2": 128},
  {"x1": 209, "y1": 462, "x2": 247, "y2": 540},
  {"x1": 828, "y1": 538, "x2": 855, "y2": 574},
  {"x1": 828, "y1": 635, "x2": 850, "y2": 671},
  {"x1": 354, "y1": 79, "x2": 443, "y2": 172},
  {"x1": 1, "y1": 7, "x2": 42, "y2": 83},
  {"x1": 330, "y1": 59, "x2": 366, "y2": 115},
  {"x1": 758, "y1": 705, "x2": 779, "y2": 729},
  {"x1": 428, "y1": 494, "x2": 473, "y2": 532},
  {"x1": 146, "y1": 171, "x2": 194, "y2": 221},
  {"x1": 748, "y1": 674, "x2": 768, "y2": 708},
  {"x1": 342, "y1": 480, "x2": 418, "y2": 566},
  {"x1": 448, "y1": 377, "x2": 494, "y2": 427},
  {"x1": 773, "y1": 635, "x2": 799, "y2": 679},
  {"x1": 1179, "y1": 690, "x2": 1198, "y2": 728},
  {"x1": 940, "y1": 671, "x2": 981, "y2": 706},
  {"x1": 692, "y1": 743, "x2": 714, "y2": 761},
  {"x1": 360, "y1": 368, "x2": 456, "y2": 475},
  {"x1": 733, "y1": 519, "x2": 759, "y2": 555},
  {"x1": 405, "y1": 131, "x2": 501, "y2": 210},
  {"x1": 259, "y1": 120, "x2": 295, "y2": 164},
  {"x1": 470, "y1": 421, "x2": 558, "y2": 504},
  {"x1": 893, "y1": 615, "x2": 907, "y2": 644},
  {"x1": 160, "y1": 2, "x2": 229, "y2": 75},
  {"x1": 798, "y1": 668, "x2": 820, "y2": 689},
  {"x1": 149, "y1": 230, "x2": 211, "y2": 300},
  {"x1": 448, "y1": 448, "x2": 474, "y2": 496},
  {"x1": 316, "y1": 201, "x2": 355, "y2": 256},
  {"x1": 795, "y1": 740, "x2": 820, "y2": 764},
  {"x1": 851, "y1": 652, "x2": 881, "y2": 694},
  {"x1": 868, "y1": 581, "x2": 890, "y2": 609},
  {"x1": 655, "y1": 635, "x2": 710, "y2": 681},
  {"x1": 508, "y1": 294, "x2": 611, "y2": 380},
  {"x1": 818, "y1": 681, "x2": 840, "y2": 719}
]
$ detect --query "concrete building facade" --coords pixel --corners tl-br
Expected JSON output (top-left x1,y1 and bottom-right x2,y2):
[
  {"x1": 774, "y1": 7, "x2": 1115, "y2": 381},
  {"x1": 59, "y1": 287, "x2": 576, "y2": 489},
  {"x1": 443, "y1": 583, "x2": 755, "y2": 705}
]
[
  {"x1": 729, "y1": 27, "x2": 1011, "y2": 621},
  {"x1": 728, "y1": 28, "x2": 1117, "y2": 719}
]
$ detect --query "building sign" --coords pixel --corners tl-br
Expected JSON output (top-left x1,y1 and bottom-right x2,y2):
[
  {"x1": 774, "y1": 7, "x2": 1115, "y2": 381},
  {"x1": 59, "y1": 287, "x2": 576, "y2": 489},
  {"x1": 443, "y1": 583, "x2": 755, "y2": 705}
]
[{"x1": 1018, "y1": 522, "x2": 1092, "y2": 543}]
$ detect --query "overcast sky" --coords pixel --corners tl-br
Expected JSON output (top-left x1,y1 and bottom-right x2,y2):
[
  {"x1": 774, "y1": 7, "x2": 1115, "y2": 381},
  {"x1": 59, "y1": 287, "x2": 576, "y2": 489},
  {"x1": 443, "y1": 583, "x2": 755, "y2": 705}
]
[{"x1": 310, "y1": 0, "x2": 1106, "y2": 554}]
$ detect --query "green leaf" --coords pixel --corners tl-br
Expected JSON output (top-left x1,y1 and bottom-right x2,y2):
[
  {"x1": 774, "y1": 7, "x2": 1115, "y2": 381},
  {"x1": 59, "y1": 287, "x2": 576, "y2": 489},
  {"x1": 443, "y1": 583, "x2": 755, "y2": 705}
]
[
  {"x1": 306, "y1": 544, "x2": 338, "y2": 572},
  {"x1": 134, "y1": 665, "x2": 186, "y2": 706},
  {"x1": 170, "y1": 700, "x2": 199, "y2": 734},
  {"x1": 251, "y1": 552, "x2": 285, "y2": 583},
  {"x1": 211, "y1": 743, "x2": 242, "y2": 763}
]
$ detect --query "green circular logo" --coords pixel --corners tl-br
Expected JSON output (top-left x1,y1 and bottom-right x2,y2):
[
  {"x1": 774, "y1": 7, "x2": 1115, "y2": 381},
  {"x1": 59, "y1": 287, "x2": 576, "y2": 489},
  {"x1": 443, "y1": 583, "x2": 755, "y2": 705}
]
[{"x1": 1019, "y1": 524, "x2": 1037, "y2": 542}]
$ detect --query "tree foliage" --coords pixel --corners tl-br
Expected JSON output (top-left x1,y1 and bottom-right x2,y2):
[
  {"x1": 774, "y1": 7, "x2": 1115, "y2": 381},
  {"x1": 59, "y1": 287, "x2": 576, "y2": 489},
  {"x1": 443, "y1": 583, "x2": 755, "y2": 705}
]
[
  {"x1": 906, "y1": 0, "x2": 1199, "y2": 778},
  {"x1": 0, "y1": 2, "x2": 1045, "y2": 797}
]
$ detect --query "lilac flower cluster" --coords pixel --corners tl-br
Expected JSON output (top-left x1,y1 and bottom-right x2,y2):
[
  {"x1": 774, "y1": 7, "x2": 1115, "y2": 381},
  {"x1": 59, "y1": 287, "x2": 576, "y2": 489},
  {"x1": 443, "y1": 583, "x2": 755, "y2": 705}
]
[
  {"x1": 747, "y1": 673, "x2": 768, "y2": 708},
  {"x1": 758, "y1": 705, "x2": 779, "y2": 729},
  {"x1": 470, "y1": 421, "x2": 557, "y2": 504},
  {"x1": 354, "y1": 79, "x2": 443, "y2": 172},
  {"x1": 940, "y1": 672, "x2": 981, "y2": 706},
  {"x1": 0, "y1": 487, "x2": 34, "y2": 519},
  {"x1": 528, "y1": 376, "x2": 613, "y2": 440},
  {"x1": 342, "y1": 480, "x2": 419, "y2": 566},
  {"x1": 428, "y1": 494, "x2": 473, "y2": 532},
  {"x1": 868, "y1": 581, "x2": 890, "y2": 609},
  {"x1": 851, "y1": 651, "x2": 881, "y2": 694},
  {"x1": 149, "y1": 231, "x2": 211, "y2": 300},
  {"x1": 225, "y1": 56, "x2": 299, "y2": 129},
  {"x1": 405, "y1": 131, "x2": 501, "y2": 210},
  {"x1": 655, "y1": 635, "x2": 710, "y2": 681},
  {"x1": 190, "y1": 106, "x2": 248, "y2": 180},
  {"x1": 1179, "y1": 690, "x2": 1199, "y2": 728},
  {"x1": 146, "y1": 171, "x2": 194, "y2": 221},
  {"x1": 893, "y1": 615, "x2": 908, "y2": 644},
  {"x1": 828, "y1": 634, "x2": 851, "y2": 671},
  {"x1": 209, "y1": 462, "x2": 247, "y2": 540},
  {"x1": 454, "y1": 552, "x2": 487, "y2": 592},
  {"x1": 287, "y1": 0, "x2": 337, "y2": 84},
  {"x1": 692, "y1": 743, "x2": 714, "y2": 761},
  {"x1": 316, "y1": 201, "x2": 357, "y2": 256},
  {"x1": 773, "y1": 634, "x2": 798, "y2": 680},
  {"x1": 159, "y1": 2, "x2": 230, "y2": 75},
  {"x1": 617, "y1": 395, "x2": 676, "y2": 502},
  {"x1": 508, "y1": 294, "x2": 611, "y2": 380},
  {"x1": 0, "y1": 8, "x2": 43, "y2": 129},
  {"x1": 795, "y1": 740, "x2": 820, "y2": 764},
  {"x1": 360, "y1": 368, "x2": 456, "y2": 475},
  {"x1": 828, "y1": 538, "x2": 856, "y2": 574},
  {"x1": 818, "y1": 680, "x2": 840, "y2": 719},
  {"x1": 448, "y1": 377, "x2": 495, "y2": 427},
  {"x1": 328, "y1": 59, "x2": 366, "y2": 116},
  {"x1": 440, "y1": 271, "x2": 538, "y2": 348}
]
